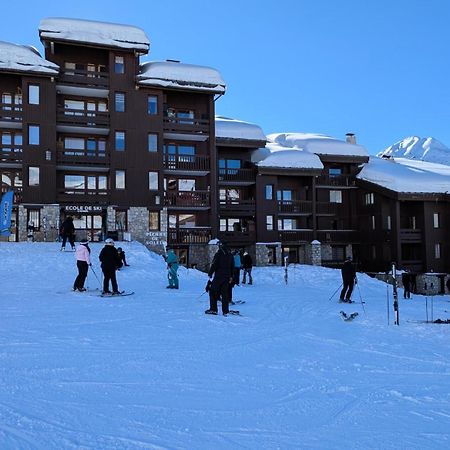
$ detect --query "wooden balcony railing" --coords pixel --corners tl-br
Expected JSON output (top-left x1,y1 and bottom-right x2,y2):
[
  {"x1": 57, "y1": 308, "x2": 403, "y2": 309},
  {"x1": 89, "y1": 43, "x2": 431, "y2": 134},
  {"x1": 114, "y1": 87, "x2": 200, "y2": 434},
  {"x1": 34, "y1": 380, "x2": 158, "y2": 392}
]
[
  {"x1": 164, "y1": 190, "x2": 210, "y2": 208},
  {"x1": 316, "y1": 230, "x2": 360, "y2": 242},
  {"x1": 56, "y1": 149, "x2": 109, "y2": 165},
  {"x1": 400, "y1": 229, "x2": 422, "y2": 242},
  {"x1": 316, "y1": 175, "x2": 355, "y2": 187},
  {"x1": 0, "y1": 146, "x2": 22, "y2": 163},
  {"x1": 57, "y1": 107, "x2": 110, "y2": 128},
  {"x1": 168, "y1": 227, "x2": 211, "y2": 244},
  {"x1": 279, "y1": 230, "x2": 314, "y2": 242},
  {"x1": 0, "y1": 104, "x2": 22, "y2": 122},
  {"x1": 218, "y1": 230, "x2": 255, "y2": 244},
  {"x1": 163, "y1": 154, "x2": 210, "y2": 172},
  {"x1": 316, "y1": 202, "x2": 341, "y2": 215},
  {"x1": 277, "y1": 200, "x2": 312, "y2": 214},
  {"x1": 58, "y1": 68, "x2": 109, "y2": 88},
  {"x1": 218, "y1": 168, "x2": 256, "y2": 183},
  {"x1": 57, "y1": 189, "x2": 109, "y2": 203},
  {"x1": 219, "y1": 199, "x2": 255, "y2": 214},
  {"x1": 163, "y1": 116, "x2": 210, "y2": 134}
]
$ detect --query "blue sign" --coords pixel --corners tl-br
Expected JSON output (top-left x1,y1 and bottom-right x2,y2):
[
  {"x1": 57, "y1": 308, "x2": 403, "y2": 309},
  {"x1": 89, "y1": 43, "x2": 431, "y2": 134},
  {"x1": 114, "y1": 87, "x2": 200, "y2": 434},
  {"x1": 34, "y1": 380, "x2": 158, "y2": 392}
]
[{"x1": 0, "y1": 190, "x2": 14, "y2": 237}]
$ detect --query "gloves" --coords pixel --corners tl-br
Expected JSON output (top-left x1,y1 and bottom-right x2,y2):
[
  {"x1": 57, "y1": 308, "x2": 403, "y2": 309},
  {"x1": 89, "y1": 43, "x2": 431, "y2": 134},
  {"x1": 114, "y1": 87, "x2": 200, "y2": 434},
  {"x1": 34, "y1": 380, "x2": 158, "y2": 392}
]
[
  {"x1": 205, "y1": 280, "x2": 212, "y2": 293},
  {"x1": 89, "y1": 263, "x2": 92, "y2": 267}
]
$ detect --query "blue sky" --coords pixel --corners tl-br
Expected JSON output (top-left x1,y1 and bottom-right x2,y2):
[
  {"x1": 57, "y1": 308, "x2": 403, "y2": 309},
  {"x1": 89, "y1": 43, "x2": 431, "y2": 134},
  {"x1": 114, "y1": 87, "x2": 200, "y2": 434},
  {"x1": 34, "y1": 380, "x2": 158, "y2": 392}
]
[{"x1": 1, "y1": 0, "x2": 448, "y2": 154}]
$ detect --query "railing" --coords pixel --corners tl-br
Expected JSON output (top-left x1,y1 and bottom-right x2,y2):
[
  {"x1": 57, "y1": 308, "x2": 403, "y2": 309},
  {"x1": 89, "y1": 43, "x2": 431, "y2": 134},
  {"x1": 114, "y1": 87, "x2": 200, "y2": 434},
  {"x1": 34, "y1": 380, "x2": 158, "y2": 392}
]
[
  {"x1": 163, "y1": 154, "x2": 210, "y2": 172},
  {"x1": 164, "y1": 190, "x2": 210, "y2": 208},
  {"x1": 316, "y1": 230, "x2": 360, "y2": 242},
  {"x1": 316, "y1": 202, "x2": 341, "y2": 215},
  {"x1": 57, "y1": 107, "x2": 110, "y2": 128},
  {"x1": 163, "y1": 116, "x2": 209, "y2": 134},
  {"x1": 56, "y1": 148, "x2": 109, "y2": 165},
  {"x1": 58, "y1": 68, "x2": 109, "y2": 89},
  {"x1": 168, "y1": 227, "x2": 211, "y2": 244},
  {"x1": 218, "y1": 168, "x2": 256, "y2": 183},
  {"x1": 400, "y1": 229, "x2": 422, "y2": 242},
  {"x1": 218, "y1": 230, "x2": 255, "y2": 244},
  {"x1": 219, "y1": 199, "x2": 255, "y2": 213},
  {"x1": 57, "y1": 189, "x2": 109, "y2": 203},
  {"x1": 316, "y1": 175, "x2": 355, "y2": 187},
  {"x1": 0, "y1": 146, "x2": 22, "y2": 163},
  {"x1": 277, "y1": 200, "x2": 312, "y2": 214},
  {"x1": 0, "y1": 103, "x2": 22, "y2": 122},
  {"x1": 279, "y1": 230, "x2": 314, "y2": 242}
]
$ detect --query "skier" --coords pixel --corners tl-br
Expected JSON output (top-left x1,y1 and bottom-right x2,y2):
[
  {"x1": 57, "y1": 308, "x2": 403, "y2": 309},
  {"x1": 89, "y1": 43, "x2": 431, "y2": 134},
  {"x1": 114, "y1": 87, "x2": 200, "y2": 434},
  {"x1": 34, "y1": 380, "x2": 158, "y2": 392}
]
[
  {"x1": 60, "y1": 216, "x2": 75, "y2": 251},
  {"x1": 73, "y1": 238, "x2": 91, "y2": 292},
  {"x1": 205, "y1": 241, "x2": 235, "y2": 315},
  {"x1": 232, "y1": 249, "x2": 241, "y2": 286},
  {"x1": 117, "y1": 247, "x2": 130, "y2": 269},
  {"x1": 241, "y1": 251, "x2": 253, "y2": 285},
  {"x1": 340, "y1": 256, "x2": 356, "y2": 303},
  {"x1": 99, "y1": 238, "x2": 121, "y2": 294},
  {"x1": 402, "y1": 270, "x2": 411, "y2": 299},
  {"x1": 164, "y1": 248, "x2": 179, "y2": 289}
]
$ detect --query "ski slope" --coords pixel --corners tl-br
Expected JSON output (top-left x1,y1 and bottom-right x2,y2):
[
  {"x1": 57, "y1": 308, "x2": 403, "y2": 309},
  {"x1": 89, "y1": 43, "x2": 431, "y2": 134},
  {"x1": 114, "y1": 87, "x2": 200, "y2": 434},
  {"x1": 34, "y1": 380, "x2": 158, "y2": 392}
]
[{"x1": 1, "y1": 241, "x2": 450, "y2": 449}]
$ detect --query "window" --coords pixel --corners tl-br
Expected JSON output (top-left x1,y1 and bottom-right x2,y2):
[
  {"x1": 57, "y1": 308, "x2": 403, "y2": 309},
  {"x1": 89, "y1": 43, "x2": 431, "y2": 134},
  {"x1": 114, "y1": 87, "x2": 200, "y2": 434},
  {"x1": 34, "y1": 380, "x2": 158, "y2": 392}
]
[
  {"x1": 115, "y1": 210, "x2": 127, "y2": 231},
  {"x1": 265, "y1": 185, "x2": 273, "y2": 200},
  {"x1": 64, "y1": 175, "x2": 85, "y2": 190},
  {"x1": 435, "y1": 243, "x2": 442, "y2": 259},
  {"x1": 329, "y1": 168, "x2": 342, "y2": 177},
  {"x1": 115, "y1": 170, "x2": 125, "y2": 189},
  {"x1": 386, "y1": 215, "x2": 391, "y2": 230},
  {"x1": 149, "y1": 211, "x2": 160, "y2": 231},
  {"x1": 220, "y1": 218, "x2": 242, "y2": 232},
  {"x1": 433, "y1": 213, "x2": 440, "y2": 228},
  {"x1": 28, "y1": 167, "x2": 39, "y2": 186},
  {"x1": 114, "y1": 56, "x2": 125, "y2": 74},
  {"x1": 220, "y1": 188, "x2": 240, "y2": 203},
  {"x1": 329, "y1": 190, "x2": 342, "y2": 203},
  {"x1": 410, "y1": 216, "x2": 417, "y2": 230},
  {"x1": 169, "y1": 213, "x2": 196, "y2": 228},
  {"x1": 266, "y1": 215, "x2": 274, "y2": 231},
  {"x1": 115, "y1": 131, "x2": 125, "y2": 151},
  {"x1": 28, "y1": 85, "x2": 40, "y2": 105},
  {"x1": 147, "y1": 95, "x2": 158, "y2": 115},
  {"x1": 219, "y1": 159, "x2": 241, "y2": 174},
  {"x1": 148, "y1": 133, "x2": 158, "y2": 152},
  {"x1": 28, "y1": 125, "x2": 40, "y2": 145},
  {"x1": 115, "y1": 92, "x2": 125, "y2": 112},
  {"x1": 365, "y1": 193, "x2": 374, "y2": 205},
  {"x1": 278, "y1": 218, "x2": 297, "y2": 230},
  {"x1": 371, "y1": 215, "x2": 376, "y2": 230},
  {"x1": 277, "y1": 190, "x2": 293, "y2": 201},
  {"x1": 27, "y1": 209, "x2": 40, "y2": 230},
  {"x1": 148, "y1": 171, "x2": 158, "y2": 190}
]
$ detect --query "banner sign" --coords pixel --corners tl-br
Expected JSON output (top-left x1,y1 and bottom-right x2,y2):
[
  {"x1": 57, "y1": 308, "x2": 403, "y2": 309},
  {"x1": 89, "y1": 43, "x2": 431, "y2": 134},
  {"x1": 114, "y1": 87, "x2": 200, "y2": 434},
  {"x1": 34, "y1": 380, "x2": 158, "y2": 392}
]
[
  {"x1": 0, "y1": 190, "x2": 14, "y2": 237},
  {"x1": 65, "y1": 205, "x2": 103, "y2": 213}
]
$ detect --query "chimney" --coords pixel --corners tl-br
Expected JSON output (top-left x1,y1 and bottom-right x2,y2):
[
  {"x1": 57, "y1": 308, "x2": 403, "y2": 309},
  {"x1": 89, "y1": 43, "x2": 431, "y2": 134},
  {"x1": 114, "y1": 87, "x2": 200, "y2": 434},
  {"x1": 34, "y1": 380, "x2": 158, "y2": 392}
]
[{"x1": 346, "y1": 133, "x2": 356, "y2": 144}]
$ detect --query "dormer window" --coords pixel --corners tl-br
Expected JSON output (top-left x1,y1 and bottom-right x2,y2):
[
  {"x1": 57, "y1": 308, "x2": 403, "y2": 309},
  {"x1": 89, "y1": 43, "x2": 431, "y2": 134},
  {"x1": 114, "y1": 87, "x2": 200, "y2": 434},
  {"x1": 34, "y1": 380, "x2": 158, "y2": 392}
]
[{"x1": 114, "y1": 56, "x2": 125, "y2": 74}]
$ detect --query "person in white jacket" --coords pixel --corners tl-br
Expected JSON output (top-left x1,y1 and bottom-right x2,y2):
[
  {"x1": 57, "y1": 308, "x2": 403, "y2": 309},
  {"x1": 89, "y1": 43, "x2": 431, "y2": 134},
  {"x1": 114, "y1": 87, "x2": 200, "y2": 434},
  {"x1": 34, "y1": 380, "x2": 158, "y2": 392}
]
[{"x1": 73, "y1": 239, "x2": 91, "y2": 292}]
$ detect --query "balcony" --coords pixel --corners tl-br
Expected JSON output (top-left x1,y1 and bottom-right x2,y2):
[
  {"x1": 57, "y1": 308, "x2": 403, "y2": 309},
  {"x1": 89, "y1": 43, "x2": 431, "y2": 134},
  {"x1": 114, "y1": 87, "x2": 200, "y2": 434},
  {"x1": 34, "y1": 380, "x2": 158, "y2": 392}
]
[
  {"x1": 57, "y1": 107, "x2": 110, "y2": 129},
  {"x1": 168, "y1": 227, "x2": 211, "y2": 244},
  {"x1": 279, "y1": 230, "x2": 314, "y2": 242},
  {"x1": 218, "y1": 168, "x2": 256, "y2": 185},
  {"x1": 316, "y1": 202, "x2": 341, "y2": 215},
  {"x1": 400, "y1": 229, "x2": 422, "y2": 243},
  {"x1": 277, "y1": 200, "x2": 312, "y2": 215},
  {"x1": 163, "y1": 154, "x2": 210, "y2": 174},
  {"x1": 163, "y1": 115, "x2": 209, "y2": 135},
  {"x1": 56, "y1": 148, "x2": 110, "y2": 167},
  {"x1": 316, "y1": 230, "x2": 360, "y2": 243},
  {"x1": 164, "y1": 190, "x2": 210, "y2": 209},
  {"x1": 58, "y1": 68, "x2": 109, "y2": 89},
  {"x1": 219, "y1": 199, "x2": 256, "y2": 215},
  {"x1": 57, "y1": 189, "x2": 109, "y2": 204},
  {"x1": 316, "y1": 175, "x2": 355, "y2": 187},
  {"x1": 0, "y1": 104, "x2": 22, "y2": 124},
  {"x1": 0, "y1": 146, "x2": 22, "y2": 163},
  {"x1": 218, "y1": 230, "x2": 255, "y2": 245}
]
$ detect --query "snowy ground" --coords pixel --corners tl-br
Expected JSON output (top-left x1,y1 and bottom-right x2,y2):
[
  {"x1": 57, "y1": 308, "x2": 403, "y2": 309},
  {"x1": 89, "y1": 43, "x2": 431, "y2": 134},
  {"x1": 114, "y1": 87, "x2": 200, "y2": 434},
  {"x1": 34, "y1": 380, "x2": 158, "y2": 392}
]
[{"x1": 1, "y1": 241, "x2": 450, "y2": 449}]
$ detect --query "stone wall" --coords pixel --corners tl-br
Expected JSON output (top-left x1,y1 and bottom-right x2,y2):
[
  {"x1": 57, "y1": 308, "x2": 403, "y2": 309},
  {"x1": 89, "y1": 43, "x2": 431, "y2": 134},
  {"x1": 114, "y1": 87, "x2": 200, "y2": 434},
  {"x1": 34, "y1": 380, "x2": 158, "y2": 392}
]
[
  {"x1": 255, "y1": 242, "x2": 282, "y2": 266},
  {"x1": 189, "y1": 244, "x2": 209, "y2": 271},
  {"x1": 310, "y1": 241, "x2": 322, "y2": 266}
]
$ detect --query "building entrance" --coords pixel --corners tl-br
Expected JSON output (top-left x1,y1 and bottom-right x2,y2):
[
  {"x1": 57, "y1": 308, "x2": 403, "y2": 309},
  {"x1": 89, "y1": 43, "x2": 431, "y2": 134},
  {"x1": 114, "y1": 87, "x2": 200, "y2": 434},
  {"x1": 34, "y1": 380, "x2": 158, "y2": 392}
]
[{"x1": 61, "y1": 207, "x2": 106, "y2": 242}]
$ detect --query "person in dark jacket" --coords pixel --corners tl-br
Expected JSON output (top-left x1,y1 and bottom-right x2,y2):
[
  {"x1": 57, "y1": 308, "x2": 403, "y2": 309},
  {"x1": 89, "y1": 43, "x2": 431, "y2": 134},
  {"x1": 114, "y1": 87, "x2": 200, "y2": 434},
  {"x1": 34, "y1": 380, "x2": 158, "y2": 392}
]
[
  {"x1": 60, "y1": 216, "x2": 75, "y2": 251},
  {"x1": 205, "y1": 241, "x2": 235, "y2": 315},
  {"x1": 340, "y1": 256, "x2": 356, "y2": 302},
  {"x1": 241, "y1": 251, "x2": 253, "y2": 285},
  {"x1": 99, "y1": 238, "x2": 121, "y2": 294},
  {"x1": 402, "y1": 271, "x2": 411, "y2": 299},
  {"x1": 117, "y1": 247, "x2": 130, "y2": 269}
]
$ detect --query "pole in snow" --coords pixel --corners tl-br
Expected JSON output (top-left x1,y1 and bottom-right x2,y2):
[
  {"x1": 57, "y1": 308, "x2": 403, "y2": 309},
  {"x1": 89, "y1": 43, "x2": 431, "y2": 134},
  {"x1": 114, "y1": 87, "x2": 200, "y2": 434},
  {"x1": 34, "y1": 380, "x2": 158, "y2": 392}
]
[
  {"x1": 284, "y1": 256, "x2": 288, "y2": 285},
  {"x1": 392, "y1": 262, "x2": 399, "y2": 325}
]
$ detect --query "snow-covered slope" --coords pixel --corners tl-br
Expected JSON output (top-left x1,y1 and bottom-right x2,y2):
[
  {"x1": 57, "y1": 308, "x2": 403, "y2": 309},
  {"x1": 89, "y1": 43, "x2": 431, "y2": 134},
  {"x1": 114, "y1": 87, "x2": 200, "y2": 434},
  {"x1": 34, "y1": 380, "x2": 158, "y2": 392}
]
[
  {"x1": 378, "y1": 136, "x2": 450, "y2": 166},
  {"x1": 1, "y1": 241, "x2": 450, "y2": 449}
]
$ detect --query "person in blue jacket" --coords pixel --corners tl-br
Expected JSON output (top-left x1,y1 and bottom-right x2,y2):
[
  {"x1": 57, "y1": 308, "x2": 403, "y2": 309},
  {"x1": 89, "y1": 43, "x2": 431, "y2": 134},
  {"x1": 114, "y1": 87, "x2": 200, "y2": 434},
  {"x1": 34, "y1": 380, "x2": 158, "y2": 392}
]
[{"x1": 164, "y1": 248, "x2": 179, "y2": 289}]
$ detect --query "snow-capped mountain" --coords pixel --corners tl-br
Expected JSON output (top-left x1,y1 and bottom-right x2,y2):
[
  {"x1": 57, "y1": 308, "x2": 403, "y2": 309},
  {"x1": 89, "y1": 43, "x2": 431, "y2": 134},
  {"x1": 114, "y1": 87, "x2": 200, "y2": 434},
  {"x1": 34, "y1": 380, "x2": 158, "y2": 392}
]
[{"x1": 378, "y1": 136, "x2": 450, "y2": 165}]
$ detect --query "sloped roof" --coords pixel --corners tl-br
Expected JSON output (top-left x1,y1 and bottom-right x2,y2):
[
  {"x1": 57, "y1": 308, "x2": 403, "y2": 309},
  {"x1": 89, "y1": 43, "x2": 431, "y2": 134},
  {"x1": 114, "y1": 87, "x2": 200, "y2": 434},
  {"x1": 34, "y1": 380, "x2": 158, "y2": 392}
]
[{"x1": 215, "y1": 116, "x2": 266, "y2": 141}]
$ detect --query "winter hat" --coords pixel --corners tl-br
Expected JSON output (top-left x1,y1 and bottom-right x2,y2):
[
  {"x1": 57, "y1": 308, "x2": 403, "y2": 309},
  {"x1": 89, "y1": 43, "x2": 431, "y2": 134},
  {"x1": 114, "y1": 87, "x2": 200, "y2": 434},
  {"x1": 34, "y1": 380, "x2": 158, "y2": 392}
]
[{"x1": 105, "y1": 238, "x2": 115, "y2": 246}]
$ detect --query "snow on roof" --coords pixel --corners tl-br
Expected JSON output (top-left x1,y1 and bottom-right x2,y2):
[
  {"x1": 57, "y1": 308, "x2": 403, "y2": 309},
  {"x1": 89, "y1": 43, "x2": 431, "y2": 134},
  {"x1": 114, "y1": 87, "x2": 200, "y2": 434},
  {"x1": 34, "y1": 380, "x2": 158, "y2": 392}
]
[
  {"x1": 138, "y1": 61, "x2": 225, "y2": 94},
  {"x1": 39, "y1": 18, "x2": 150, "y2": 52},
  {"x1": 215, "y1": 116, "x2": 266, "y2": 141},
  {"x1": 357, "y1": 156, "x2": 450, "y2": 194},
  {"x1": 0, "y1": 41, "x2": 59, "y2": 75},
  {"x1": 252, "y1": 142, "x2": 323, "y2": 170},
  {"x1": 268, "y1": 132, "x2": 369, "y2": 158}
]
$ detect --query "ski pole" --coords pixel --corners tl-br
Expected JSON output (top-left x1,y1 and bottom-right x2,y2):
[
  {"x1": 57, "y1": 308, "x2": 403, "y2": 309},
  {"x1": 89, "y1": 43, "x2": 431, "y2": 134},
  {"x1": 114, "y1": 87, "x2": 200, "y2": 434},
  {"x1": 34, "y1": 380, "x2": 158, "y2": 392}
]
[
  {"x1": 356, "y1": 281, "x2": 366, "y2": 315},
  {"x1": 328, "y1": 283, "x2": 343, "y2": 301},
  {"x1": 386, "y1": 283, "x2": 390, "y2": 326},
  {"x1": 196, "y1": 291, "x2": 207, "y2": 300},
  {"x1": 90, "y1": 265, "x2": 102, "y2": 288}
]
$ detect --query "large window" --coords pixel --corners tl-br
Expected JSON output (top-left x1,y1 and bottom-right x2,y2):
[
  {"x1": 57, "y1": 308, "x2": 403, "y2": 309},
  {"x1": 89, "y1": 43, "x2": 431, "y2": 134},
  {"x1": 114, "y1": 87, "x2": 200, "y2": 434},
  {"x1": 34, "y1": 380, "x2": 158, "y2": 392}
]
[
  {"x1": 169, "y1": 213, "x2": 196, "y2": 228},
  {"x1": 28, "y1": 85, "x2": 40, "y2": 105},
  {"x1": 115, "y1": 170, "x2": 125, "y2": 189},
  {"x1": 148, "y1": 133, "x2": 158, "y2": 152},
  {"x1": 433, "y1": 213, "x2": 440, "y2": 228},
  {"x1": 114, "y1": 56, "x2": 125, "y2": 74},
  {"x1": 278, "y1": 218, "x2": 297, "y2": 230},
  {"x1": 365, "y1": 193, "x2": 374, "y2": 205},
  {"x1": 63, "y1": 137, "x2": 106, "y2": 156},
  {"x1": 28, "y1": 167, "x2": 39, "y2": 186},
  {"x1": 64, "y1": 174, "x2": 107, "y2": 191},
  {"x1": 329, "y1": 190, "x2": 342, "y2": 203},
  {"x1": 149, "y1": 211, "x2": 160, "y2": 231},
  {"x1": 220, "y1": 218, "x2": 242, "y2": 232},
  {"x1": 219, "y1": 159, "x2": 241, "y2": 175},
  {"x1": 265, "y1": 185, "x2": 273, "y2": 200},
  {"x1": 28, "y1": 125, "x2": 40, "y2": 145},
  {"x1": 266, "y1": 215, "x2": 274, "y2": 231},
  {"x1": 329, "y1": 167, "x2": 342, "y2": 177},
  {"x1": 148, "y1": 171, "x2": 158, "y2": 190},
  {"x1": 148, "y1": 95, "x2": 158, "y2": 115},
  {"x1": 115, "y1": 92, "x2": 125, "y2": 112},
  {"x1": 277, "y1": 190, "x2": 293, "y2": 201},
  {"x1": 219, "y1": 188, "x2": 240, "y2": 203},
  {"x1": 27, "y1": 209, "x2": 41, "y2": 230},
  {"x1": 115, "y1": 131, "x2": 125, "y2": 151}
]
